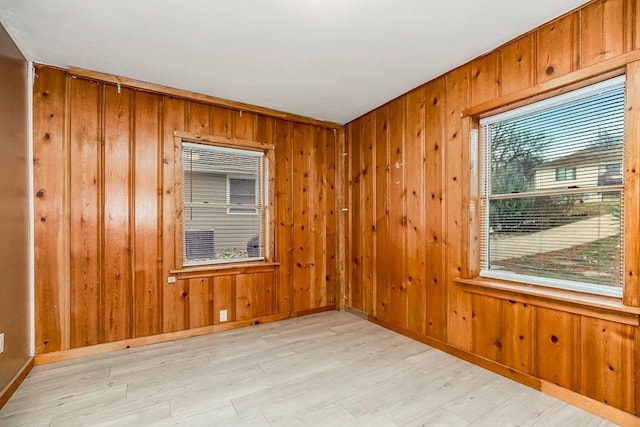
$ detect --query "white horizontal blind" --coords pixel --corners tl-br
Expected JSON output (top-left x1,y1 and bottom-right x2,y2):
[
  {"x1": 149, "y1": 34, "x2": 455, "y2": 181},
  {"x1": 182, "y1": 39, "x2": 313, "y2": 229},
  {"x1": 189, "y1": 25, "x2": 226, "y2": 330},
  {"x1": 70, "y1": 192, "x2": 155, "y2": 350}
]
[
  {"x1": 182, "y1": 143, "x2": 265, "y2": 265},
  {"x1": 479, "y1": 76, "x2": 625, "y2": 297}
]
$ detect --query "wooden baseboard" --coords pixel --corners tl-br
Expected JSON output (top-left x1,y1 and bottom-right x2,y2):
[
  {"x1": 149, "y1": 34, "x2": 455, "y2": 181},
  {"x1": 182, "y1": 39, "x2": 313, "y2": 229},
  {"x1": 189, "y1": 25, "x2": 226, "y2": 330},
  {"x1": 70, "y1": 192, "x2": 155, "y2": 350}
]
[
  {"x1": 295, "y1": 305, "x2": 337, "y2": 317},
  {"x1": 35, "y1": 306, "x2": 336, "y2": 365},
  {"x1": 0, "y1": 357, "x2": 34, "y2": 409},
  {"x1": 343, "y1": 306, "x2": 368, "y2": 320},
  {"x1": 367, "y1": 314, "x2": 640, "y2": 426}
]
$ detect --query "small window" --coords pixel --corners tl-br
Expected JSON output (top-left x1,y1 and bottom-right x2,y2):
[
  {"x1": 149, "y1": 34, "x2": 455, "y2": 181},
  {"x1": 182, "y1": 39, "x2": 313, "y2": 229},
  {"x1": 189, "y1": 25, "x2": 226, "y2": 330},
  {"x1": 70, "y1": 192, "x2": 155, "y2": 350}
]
[
  {"x1": 555, "y1": 167, "x2": 576, "y2": 181},
  {"x1": 182, "y1": 142, "x2": 266, "y2": 266},
  {"x1": 479, "y1": 76, "x2": 625, "y2": 297},
  {"x1": 227, "y1": 177, "x2": 257, "y2": 214},
  {"x1": 606, "y1": 163, "x2": 622, "y2": 175}
]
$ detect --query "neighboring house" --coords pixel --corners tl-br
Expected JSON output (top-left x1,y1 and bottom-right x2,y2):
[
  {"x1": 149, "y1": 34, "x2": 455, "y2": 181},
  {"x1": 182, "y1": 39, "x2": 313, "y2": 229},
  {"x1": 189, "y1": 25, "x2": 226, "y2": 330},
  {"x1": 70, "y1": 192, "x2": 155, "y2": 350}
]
[
  {"x1": 534, "y1": 148, "x2": 622, "y2": 202},
  {"x1": 183, "y1": 148, "x2": 260, "y2": 259}
]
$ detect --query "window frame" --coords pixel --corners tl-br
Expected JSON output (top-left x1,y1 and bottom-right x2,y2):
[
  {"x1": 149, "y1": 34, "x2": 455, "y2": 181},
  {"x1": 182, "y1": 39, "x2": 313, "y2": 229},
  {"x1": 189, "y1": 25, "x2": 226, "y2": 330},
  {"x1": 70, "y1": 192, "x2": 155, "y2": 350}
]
[
  {"x1": 475, "y1": 75, "x2": 626, "y2": 299},
  {"x1": 173, "y1": 130, "x2": 275, "y2": 271},
  {"x1": 555, "y1": 166, "x2": 576, "y2": 181}
]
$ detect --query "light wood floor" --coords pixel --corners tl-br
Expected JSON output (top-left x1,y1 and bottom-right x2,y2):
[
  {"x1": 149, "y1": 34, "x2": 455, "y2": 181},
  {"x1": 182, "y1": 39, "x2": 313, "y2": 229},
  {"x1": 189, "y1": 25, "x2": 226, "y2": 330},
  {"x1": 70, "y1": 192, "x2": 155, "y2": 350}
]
[{"x1": 1, "y1": 311, "x2": 615, "y2": 426}]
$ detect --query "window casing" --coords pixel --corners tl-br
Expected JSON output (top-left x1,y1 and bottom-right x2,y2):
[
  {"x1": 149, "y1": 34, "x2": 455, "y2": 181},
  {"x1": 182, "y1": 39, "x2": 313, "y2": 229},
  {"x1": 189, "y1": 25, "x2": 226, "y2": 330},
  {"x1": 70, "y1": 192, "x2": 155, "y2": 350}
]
[
  {"x1": 479, "y1": 76, "x2": 625, "y2": 298},
  {"x1": 181, "y1": 142, "x2": 267, "y2": 266}
]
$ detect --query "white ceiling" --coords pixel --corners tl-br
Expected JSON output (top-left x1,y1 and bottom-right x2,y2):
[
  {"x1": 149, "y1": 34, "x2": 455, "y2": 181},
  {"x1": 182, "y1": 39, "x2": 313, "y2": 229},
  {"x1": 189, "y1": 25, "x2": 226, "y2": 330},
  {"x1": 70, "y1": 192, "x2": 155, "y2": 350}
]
[{"x1": 0, "y1": 0, "x2": 589, "y2": 124}]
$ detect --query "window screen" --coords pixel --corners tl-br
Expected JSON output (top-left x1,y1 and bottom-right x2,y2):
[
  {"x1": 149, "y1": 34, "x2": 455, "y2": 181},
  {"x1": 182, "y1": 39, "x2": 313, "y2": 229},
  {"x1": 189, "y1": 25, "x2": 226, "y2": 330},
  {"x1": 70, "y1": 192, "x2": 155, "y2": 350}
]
[
  {"x1": 182, "y1": 142, "x2": 266, "y2": 265},
  {"x1": 479, "y1": 76, "x2": 625, "y2": 297}
]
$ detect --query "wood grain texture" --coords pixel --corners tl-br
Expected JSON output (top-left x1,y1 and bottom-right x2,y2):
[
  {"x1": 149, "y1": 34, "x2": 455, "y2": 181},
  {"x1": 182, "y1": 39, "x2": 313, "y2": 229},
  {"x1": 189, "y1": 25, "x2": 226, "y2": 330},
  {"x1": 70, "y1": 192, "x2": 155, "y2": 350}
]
[
  {"x1": 499, "y1": 34, "x2": 536, "y2": 96},
  {"x1": 274, "y1": 120, "x2": 294, "y2": 314},
  {"x1": 361, "y1": 114, "x2": 375, "y2": 315},
  {"x1": 536, "y1": 13, "x2": 579, "y2": 83},
  {"x1": 348, "y1": 121, "x2": 363, "y2": 311},
  {"x1": 624, "y1": 60, "x2": 640, "y2": 307},
  {"x1": 444, "y1": 65, "x2": 472, "y2": 350},
  {"x1": 69, "y1": 78, "x2": 101, "y2": 348},
  {"x1": 133, "y1": 91, "x2": 161, "y2": 338},
  {"x1": 405, "y1": 88, "x2": 426, "y2": 335},
  {"x1": 33, "y1": 67, "x2": 69, "y2": 353},
  {"x1": 500, "y1": 300, "x2": 535, "y2": 374},
  {"x1": 387, "y1": 98, "x2": 407, "y2": 328},
  {"x1": 374, "y1": 106, "x2": 391, "y2": 322},
  {"x1": 292, "y1": 124, "x2": 314, "y2": 312},
  {"x1": 188, "y1": 278, "x2": 213, "y2": 328},
  {"x1": 102, "y1": 84, "x2": 132, "y2": 343},
  {"x1": 580, "y1": 317, "x2": 634, "y2": 412},
  {"x1": 162, "y1": 96, "x2": 188, "y2": 333},
  {"x1": 536, "y1": 307, "x2": 580, "y2": 391},
  {"x1": 424, "y1": 78, "x2": 447, "y2": 341},
  {"x1": 580, "y1": 0, "x2": 627, "y2": 68},
  {"x1": 471, "y1": 52, "x2": 500, "y2": 105}
]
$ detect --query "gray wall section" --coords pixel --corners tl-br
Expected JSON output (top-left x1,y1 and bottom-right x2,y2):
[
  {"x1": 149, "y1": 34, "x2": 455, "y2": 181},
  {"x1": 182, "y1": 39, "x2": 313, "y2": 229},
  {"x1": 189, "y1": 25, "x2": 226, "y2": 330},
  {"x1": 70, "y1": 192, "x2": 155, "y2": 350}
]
[
  {"x1": 0, "y1": 23, "x2": 30, "y2": 395},
  {"x1": 184, "y1": 172, "x2": 260, "y2": 255}
]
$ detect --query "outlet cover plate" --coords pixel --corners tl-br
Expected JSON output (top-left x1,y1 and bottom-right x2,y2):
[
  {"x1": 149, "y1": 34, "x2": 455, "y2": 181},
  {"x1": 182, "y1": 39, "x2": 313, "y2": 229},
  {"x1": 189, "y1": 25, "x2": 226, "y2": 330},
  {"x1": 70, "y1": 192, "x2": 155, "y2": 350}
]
[{"x1": 220, "y1": 310, "x2": 228, "y2": 322}]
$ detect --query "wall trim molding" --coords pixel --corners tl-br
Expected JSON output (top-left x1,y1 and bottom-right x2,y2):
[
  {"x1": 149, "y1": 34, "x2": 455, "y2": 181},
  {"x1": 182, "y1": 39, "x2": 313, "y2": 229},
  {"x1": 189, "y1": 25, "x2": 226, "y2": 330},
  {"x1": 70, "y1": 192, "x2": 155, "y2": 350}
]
[
  {"x1": 0, "y1": 357, "x2": 34, "y2": 410},
  {"x1": 63, "y1": 65, "x2": 342, "y2": 130},
  {"x1": 364, "y1": 312, "x2": 640, "y2": 426},
  {"x1": 34, "y1": 306, "x2": 336, "y2": 365}
]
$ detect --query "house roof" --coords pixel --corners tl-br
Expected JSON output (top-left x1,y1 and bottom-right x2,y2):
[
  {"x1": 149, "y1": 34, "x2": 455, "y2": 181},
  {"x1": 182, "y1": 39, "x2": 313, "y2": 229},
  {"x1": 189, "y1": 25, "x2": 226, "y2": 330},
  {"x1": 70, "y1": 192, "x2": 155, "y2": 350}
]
[
  {"x1": 538, "y1": 148, "x2": 622, "y2": 169},
  {"x1": 0, "y1": 0, "x2": 589, "y2": 124}
]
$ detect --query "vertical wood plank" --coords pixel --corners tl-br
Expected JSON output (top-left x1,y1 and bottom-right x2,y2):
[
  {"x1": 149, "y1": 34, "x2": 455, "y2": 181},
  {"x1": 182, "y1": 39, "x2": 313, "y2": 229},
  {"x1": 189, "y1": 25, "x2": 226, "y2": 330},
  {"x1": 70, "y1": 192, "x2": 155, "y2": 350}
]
[
  {"x1": 211, "y1": 106, "x2": 233, "y2": 138},
  {"x1": 580, "y1": 317, "x2": 634, "y2": 412},
  {"x1": 162, "y1": 96, "x2": 188, "y2": 333},
  {"x1": 361, "y1": 114, "x2": 375, "y2": 314},
  {"x1": 424, "y1": 77, "x2": 447, "y2": 341},
  {"x1": 102, "y1": 84, "x2": 132, "y2": 343},
  {"x1": 499, "y1": 34, "x2": 536, "y2": 96},
  {"x1": 405, "y1": 88, "x2": 426, "y2": 335},
  {"x1": 212, "y1": 275, "x2": 235, "y2": 324},
  {"x1": 292, "y1": 124, "x2": 313, "y2": 311},
  {"x1": 325, "y1": 128, "x2": 337, "y2": 306},
  {"x1": 581, "y1": 0, "x2": 627, "y2": 68},
  {"x1": 235, "y1": 273, "x2": 273, "y2": 319},
  {"x1": 133, "y1": 91, "x2": 161, "y2": 338},
  {"x1": 537, "y1": 307, "x2": 580, "y2": 391},
  {"x1": 536, "y1": 13, "x2": 579, "y2": 83},
  {"x1": 374, "y1": 106, "x2": 391, "y2": 322},
  {"x1": 470, "y1": 52, "x2": 500, "y2": 105},
  {"x1": 624, "y1": 60, "x2": 640, "y2": 307},
  {"x1": 187, "y1": 101, "x2": 210, "y2": 135},
  {"x1": 445, "y1": 65, "x2": 472, "y2": 350},
  {"x1": 69, "y1": 78, "x2": 101, "y2": 348},
  {"x1": 388, "y1": 97, "x2": 407, "y2": 327},
  {"x1": 311, "y1": 128, "x2": 328, "y2": 308},
  {"x1": 188, "y1": 278, "x2": 212, "y2": 328},
  {"x1": 349, "y1": 121, "x2": 363, "y2": 311},
  {"x1": 471, "y1": 294, "x2": 501, "y2": 362},
  {"x1": 33, "y1": 67, "x2": 69, "y2": 354},
  {"x1": 233, "y1": 110, "x2": 256, "y2": 140},
  {"x1": 275, "y1": 120, "x2": 294, "y2": 313},
  {"x1": 336, "y1": 128, "x2": 347, "y2": 309},
  {"x1": 501, "y1": 301, "x2": 535, "y2": 374}
]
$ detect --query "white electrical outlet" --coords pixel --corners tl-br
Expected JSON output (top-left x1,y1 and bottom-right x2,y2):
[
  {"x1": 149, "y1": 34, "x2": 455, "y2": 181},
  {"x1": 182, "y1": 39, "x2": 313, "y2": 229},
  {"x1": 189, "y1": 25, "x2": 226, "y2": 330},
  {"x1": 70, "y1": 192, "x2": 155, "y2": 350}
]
[
  {"x1": 167, "y1": 276, "x2": 176, "y2": 284},
  {"x1": 219, "y1": 309, "x2": 228, "y2": 322},
  {"x1": 0, "y1": 333, "x2": 4, "y2": 354}
]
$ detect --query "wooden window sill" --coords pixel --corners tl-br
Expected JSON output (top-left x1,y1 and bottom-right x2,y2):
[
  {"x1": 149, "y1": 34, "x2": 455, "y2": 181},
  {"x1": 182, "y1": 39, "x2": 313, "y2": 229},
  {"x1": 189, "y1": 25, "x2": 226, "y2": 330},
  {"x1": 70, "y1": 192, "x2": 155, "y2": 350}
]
[
  {"x1": 170, "y1": 262, "x2": 279, "y2": 279},
  {"x1": 455, "y1": 276, "x2": 640, "y2": 326}
]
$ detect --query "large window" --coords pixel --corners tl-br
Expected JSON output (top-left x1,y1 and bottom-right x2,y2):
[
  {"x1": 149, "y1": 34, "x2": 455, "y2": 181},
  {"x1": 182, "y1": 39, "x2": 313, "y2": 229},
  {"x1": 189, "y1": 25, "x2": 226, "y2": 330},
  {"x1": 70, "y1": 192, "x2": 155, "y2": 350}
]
[
  {"x1": 479, "y1": 76, "x2": 625, "y2": 297},
  {"x1": 182, "y1": 142, "x2": 266, "y2": 266}
]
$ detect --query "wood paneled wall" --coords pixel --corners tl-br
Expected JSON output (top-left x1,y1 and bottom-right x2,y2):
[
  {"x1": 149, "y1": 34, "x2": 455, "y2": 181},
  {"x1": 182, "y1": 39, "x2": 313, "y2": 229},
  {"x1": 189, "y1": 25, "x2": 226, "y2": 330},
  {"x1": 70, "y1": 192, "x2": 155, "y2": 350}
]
[
  {"x1": 33, "y1": 66, "x2": 337, "y2": 355},
  {"x1": 345, "y1": 0, "x2": 640, "y2": 417}
]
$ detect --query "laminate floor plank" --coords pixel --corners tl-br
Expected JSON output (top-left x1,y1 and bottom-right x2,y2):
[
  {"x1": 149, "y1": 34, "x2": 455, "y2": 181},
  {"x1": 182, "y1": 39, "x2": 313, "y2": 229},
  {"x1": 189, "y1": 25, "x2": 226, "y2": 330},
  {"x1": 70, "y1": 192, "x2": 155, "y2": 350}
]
[{"x1": 0, "y1": 311, "x2": 616, "y2": 426}]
